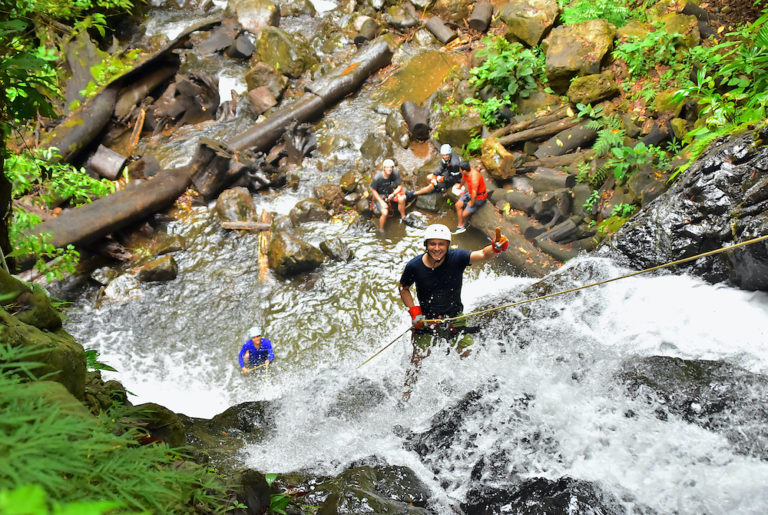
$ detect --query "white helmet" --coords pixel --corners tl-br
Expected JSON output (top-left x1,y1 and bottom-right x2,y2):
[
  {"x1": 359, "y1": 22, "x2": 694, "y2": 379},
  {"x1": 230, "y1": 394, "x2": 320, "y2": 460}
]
[
  {"x1": 382, "y1": 158, "x2": 395, "y2": 168},
  {"x1": 424, "y1": 224, "x2": 452, "y2": 244},
  {"x1": 440, "y1": 143, "x2": 452, "y2": 155},
  {"x1": 248, "y1": 326, "x2": 261, "y2": 338}
]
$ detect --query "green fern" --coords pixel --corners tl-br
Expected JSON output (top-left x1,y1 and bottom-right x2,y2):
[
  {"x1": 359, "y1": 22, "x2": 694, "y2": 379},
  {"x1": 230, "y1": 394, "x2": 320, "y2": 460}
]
[{"x1": 591, "y1": 117, "x2": 625, "y2": 157}]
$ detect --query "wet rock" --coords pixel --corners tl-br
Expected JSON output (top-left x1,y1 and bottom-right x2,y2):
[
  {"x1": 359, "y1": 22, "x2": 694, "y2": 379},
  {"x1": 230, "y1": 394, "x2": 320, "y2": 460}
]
[
  {"x1": 359, "y1": 132, "x2": 394, "y2": 164},
  {"x1": 619, "y1": 356, "x2": 768, "y2": 459},
  {"x1": 290, "y1": 198, "x2": 331, "y2": 225},
  {"x1": 430, "y1": 0, "x2": 475, "y2": 23},
  {"x1": 230, "y1": 0, "x2": 280, "y2": 34},
  {"x1": 315, "y1": 461, "x2": 431, "y2": 514},
  {"x1": 320, "y1": 237, "x2": 355, "y2": 261},
  {"x1": 245, "y1": 62, "x2": 288, "y2": 101},
  {"x1": 255, "y1": 27, "x2": 317, "y2": 79},
  {"x1": 462, "y1": 476, "x2": 630, "y2": 514},
  {"x1": 246, "y1": 86, "x2": 278, "y2": 115},
  {"x1": 384, "y1": 4, "x2": 420, "y2": 30},
  {"x1": 626, "y1": 167, "x2": 667, "y2": 207},
  {"x1": 498, "y1": 0, "x2": 560, "y2": 47},
  {"x1": 134, "y1": 402, "x2": 187, "y2": 447},
  {"x1": 599, "y1": 130, "x2": 768, "y2": 290},
  {"x1": 267, "y1": 231, "x2": 325, "y2": 277},
  {"x1": 326, "y1": 377, "x2": 386, "y2": 419},
  {"x1": 385, "y1": 110, "x2": 410, "y2": 149},
  {"x1": 541, "y1": 19, "x2": 616, "y2": 93},
  {"x1": 215, "y1": 187, "x2": 257, "y2": 223},
  {"x1": 437, "y1": 113, "x2": 484, "y2": 150},
  {"x1": 566, "y1": 71, "x2": 620, "y2": 105},
  {"x1": 339, "y1": 171, "x2": 360, "y2": 194},
  {"x1": 136, "y1": 255, "x2": 178, "y2": 282},
  {"x1": 0, "y1": 309, "x2": 86, "y2": 399},
  {"x1": 145, "y1": 72, "x2": 220, "y2": 130},
  {"x1": 235, "y1": 469, "x2": 271, "y2": 515},
  {"x1": 208, "y1": 400, "x2": 276, "y2": 435},
  {"x1": 279, "y1": 0, "x2": 316, "y2": 16}
]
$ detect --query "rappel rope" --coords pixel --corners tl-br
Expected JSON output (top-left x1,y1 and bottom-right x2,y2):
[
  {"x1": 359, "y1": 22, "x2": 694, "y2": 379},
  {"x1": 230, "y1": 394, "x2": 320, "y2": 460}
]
[{"x1": 357, "y1": 233, "x2": 768, "y2": 369}]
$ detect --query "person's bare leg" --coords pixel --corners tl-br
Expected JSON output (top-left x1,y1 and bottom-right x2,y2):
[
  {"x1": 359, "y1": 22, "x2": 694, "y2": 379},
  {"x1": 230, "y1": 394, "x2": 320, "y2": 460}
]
[
  {"x1": 414, "y1": 183, "x2": 435, "y2": 196},
  {"x1": 402, "y1": 344, "x2": 430, "y2": 402},
  {"x1": 456, "y1": 200, "x2": 465, "y2": 227},
  {"x1": 397, "y1": 197, "x2": 406, "y2": 218},
  {"x1": 379, "y1": 206, "x2": 388, "y2": 230}
]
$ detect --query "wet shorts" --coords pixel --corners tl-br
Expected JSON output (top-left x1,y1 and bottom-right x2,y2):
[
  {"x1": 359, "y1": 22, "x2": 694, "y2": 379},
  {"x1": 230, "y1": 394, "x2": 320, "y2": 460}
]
[
  {"x1": 412, "y1": 314, "x2": 473, "y2": 350},
  {"x1": 459, "y1": 193, "x2": 486, "y2": 214}
]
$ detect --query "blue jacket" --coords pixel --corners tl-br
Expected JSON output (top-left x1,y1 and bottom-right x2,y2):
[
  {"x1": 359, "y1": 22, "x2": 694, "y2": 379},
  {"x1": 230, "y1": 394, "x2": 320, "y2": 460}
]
[{"x1": 238, "y1": 337, "x2": 275, "y2": 368}]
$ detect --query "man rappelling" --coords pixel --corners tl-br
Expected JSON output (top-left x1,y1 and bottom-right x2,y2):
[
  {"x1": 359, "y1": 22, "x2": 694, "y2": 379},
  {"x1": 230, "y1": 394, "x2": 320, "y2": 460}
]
[{"x1": 397, "y1": 223, "x2": 508, "y2": 400}]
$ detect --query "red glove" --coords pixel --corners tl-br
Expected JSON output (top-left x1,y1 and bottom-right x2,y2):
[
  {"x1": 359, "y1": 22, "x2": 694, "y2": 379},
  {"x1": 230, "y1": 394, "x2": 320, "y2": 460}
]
[
  {"x1": 492, "y1": 229, "x2": 509, "y2": 253},
  {"x1": 435, "y1": 175, "x2": 445, "y2": 183},
  {"x1": 409, "y1": 306, "x2": 425, "y2": 329}
]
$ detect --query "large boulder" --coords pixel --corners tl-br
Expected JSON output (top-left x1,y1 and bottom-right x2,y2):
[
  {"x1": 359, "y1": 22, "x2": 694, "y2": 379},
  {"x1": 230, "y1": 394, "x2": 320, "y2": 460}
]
[
  {"x1": 619, "y1": 356, "x2": 768, "y2": 459},
  {"x1": 566, "y1": 70, "x2": 620, "y2": 105},
  {"x1": 230, "y1": 0, "x2": 279, "y2": 34},
  {"x1": 267, "y1": 231, "x2": 325, "y2": 277},
  {"x1": 437, "y1": 113, "x2": 484, "y2": 151},
  {"x1": 541, "y1": 19, "x2": 616, "y2": 93},
  {"x1": 498, "y1": 0, "x2": 560, "y2": 47},
  {"x1": 290, "y1": 198, "x2": 331, "y2": 225},
  {"x1": 599, "y1": 129, "x2": 768, "y2": 291},
  {"x1": 255, "y1": 27, "x2": 317, "y2": 79},
  {"x1": 244, "y1": 62, "x2": 288, "y2": 101},
  {"x1": 0, "y1": 308, "x2": 85, "y2": 399}
]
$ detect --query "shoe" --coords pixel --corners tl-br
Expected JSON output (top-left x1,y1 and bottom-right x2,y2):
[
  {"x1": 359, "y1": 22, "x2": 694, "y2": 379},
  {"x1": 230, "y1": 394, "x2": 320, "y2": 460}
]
[{"x1": 453, "y1": 226, "x2": 466, "y2": 234}]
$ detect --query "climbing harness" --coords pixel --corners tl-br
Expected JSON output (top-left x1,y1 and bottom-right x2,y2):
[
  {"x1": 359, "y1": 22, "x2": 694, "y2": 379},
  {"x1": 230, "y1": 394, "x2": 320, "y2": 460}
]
[{"x1": 357, "y1": 233, "x2": 768, "y2": 369}]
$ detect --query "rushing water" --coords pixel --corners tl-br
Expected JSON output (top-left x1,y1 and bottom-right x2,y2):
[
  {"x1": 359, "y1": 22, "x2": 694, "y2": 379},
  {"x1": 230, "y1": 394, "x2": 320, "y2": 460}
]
[{"x1": 62, "y1": 3, "x2": 768, "y2": 513}]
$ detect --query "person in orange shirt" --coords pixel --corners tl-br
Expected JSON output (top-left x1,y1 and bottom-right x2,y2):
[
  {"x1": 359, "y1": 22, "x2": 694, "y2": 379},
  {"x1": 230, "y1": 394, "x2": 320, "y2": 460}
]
[{"x1": 454, "y1": 161, "x2": 488, "y2": 234}]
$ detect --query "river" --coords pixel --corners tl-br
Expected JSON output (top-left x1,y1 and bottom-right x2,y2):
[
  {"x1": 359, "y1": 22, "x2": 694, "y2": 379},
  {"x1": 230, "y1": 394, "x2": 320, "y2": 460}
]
[{"x1": 63, "y1": 0, "x2": 768, "y2": 512}]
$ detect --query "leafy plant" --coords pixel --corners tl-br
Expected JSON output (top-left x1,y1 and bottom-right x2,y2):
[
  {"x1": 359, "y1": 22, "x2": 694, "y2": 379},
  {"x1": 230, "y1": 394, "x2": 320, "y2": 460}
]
[
  {"x1": 462, "y1": 96, "x2": 512, "y2": 128},
  {"x1": 0, "y1": 343, "x2": 229, "y2": 513},
  {"x1": 611, "y1": 202, "x2": 637, "y2": 218},
  {"x1": 5, "y1": 147, "x2": 115, "y2": 279},
  {"x1": 84, "y1": 349, "x2": 117, "y2": 372},
  {"x1": 604, "y1": 142, "x2": 665, "y2": 183},
  {"x1": 613, "y1": 26, "x2": 684, "y2": 77},
  {"x1": 586, "y1": 116, "x2": 625, "y2": 157},
  {"x1": 583, "y1": 189, "x2": 600, "y2": 211},
  {"x1": 469, "y1": 36, "x2": 544, "y2": 100},
  {"x1": 265, "y1": 473, "x2": 291, "y2": 514},
  {"x1": 465, "y1": 136, "x2": 484, "y2": 155},
  {"x1": 559, "y1": 0, "x2": 636, "y2": 27}
]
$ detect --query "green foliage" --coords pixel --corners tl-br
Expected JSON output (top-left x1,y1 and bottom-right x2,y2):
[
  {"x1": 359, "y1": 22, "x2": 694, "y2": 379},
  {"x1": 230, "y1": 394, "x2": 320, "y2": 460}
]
[
  {"x1": 603, "y1": 142, "x2": 666, "y2": 184},
  {"x1": 0, "y1": 343, "x2": 229, "y2": 513},
  {"x1": 613, "y1": 26, "x2": 684, "y2": 77},
  {"x1": 84, "y1": 349, "x2": 117, "y2": 372},
  {"x1": 465, "y1": 136, "x2": 484, "y2": 155},
  {"x1": 0, "y1": 485, "x2": 122, "y2": 515},
  {"x1": 4, "y1": 147, "x2": 116, "y2": 279},
  {"x1": 611, "y1": 202, "x2": 637, "y2": 218},
  {"x1": 462, "y1": 96, "x2": 512, "y2": 128},
  {"x1": 595, "y1": 215, "x2": 630, "y2": 240},
  {"x1": 469, "y1": 36, "x2": 544, "y2": 100},
  {"x1": 559, "y1": 0, "x2": 635, "y2": 27},
  {"x1": 75, "y1": 47, "x2": 142, "y2": 108},
  {"x1": 671, "y1": 9, "x2": 768, "y2": 180},
  {"x1": 583, "y1": 189, "x2": 600, "y2": 211},
  {"x1": 587, "y1": 116, "x2": 625, "y2": 157},
  {"x1": 265, "y1": 473, "x2": 292, "y2": 515}
]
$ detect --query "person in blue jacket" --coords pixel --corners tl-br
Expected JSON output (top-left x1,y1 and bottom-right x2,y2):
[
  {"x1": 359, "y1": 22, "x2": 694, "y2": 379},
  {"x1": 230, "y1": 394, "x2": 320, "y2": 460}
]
[{"x1": 238, "y1": 326, "x2": 275, "y2": 374}]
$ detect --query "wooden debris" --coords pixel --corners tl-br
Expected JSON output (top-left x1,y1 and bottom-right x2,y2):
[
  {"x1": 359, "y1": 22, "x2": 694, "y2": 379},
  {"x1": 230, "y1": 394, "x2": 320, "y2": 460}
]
[{"x1": 221, "y1": 221, "x2": 272, "y2": 231}]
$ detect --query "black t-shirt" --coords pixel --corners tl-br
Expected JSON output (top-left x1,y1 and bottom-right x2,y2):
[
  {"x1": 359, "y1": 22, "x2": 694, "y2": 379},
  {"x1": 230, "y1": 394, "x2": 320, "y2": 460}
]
[
  {"x1": 437, "y1": 152, "x2": 462, "y2": 187},
  {"x1": 370, "y1": 170, "x2": 402, "y2": 197},
  {"x1": 399, "y1": 248, "x2": 472, "y2": 318}
]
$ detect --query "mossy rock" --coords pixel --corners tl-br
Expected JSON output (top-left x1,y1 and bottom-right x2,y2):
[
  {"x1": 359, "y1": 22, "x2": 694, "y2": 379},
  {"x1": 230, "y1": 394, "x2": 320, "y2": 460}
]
[
  {"x1": 0, "y1": 309, "x2": 85, "y2": 399},
  {"x1": 255, "y1": 27, "x2": 317, "y2": 79},
  {"x1": 133, "y1": 402, "x2": 187, "y2": 447}
]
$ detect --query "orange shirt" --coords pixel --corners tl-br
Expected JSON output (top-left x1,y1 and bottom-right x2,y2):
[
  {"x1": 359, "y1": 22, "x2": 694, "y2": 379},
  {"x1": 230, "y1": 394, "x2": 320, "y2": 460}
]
[{"x1": 463, "y1": 169, "x2": 487, "y2": 200}]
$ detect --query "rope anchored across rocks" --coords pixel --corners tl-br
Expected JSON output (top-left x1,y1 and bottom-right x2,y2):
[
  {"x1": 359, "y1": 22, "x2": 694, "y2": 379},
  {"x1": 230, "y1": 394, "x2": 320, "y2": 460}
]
[{"x1": 357, "y1": 233, "x2": 768, "y2": 369}]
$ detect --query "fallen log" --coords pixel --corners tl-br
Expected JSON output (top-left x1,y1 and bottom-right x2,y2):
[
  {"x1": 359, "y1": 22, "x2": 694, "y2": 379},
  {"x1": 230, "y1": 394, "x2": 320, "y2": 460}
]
[
  {"x1": 227, "y1": 93, "x2": 326, "y2": 152},
  {"x1": 84, "y1": 144, "x2": 127, "y2": 180},
  {"x1": 468, "y1": 2, "x2": 493, "y2": 32},
  {"x1": 114, "y1": 64, "x2": 178, "y2": 120},
  {"x1": 426, "y1": 16, "x2": 457, "y2": 45},
  {"x1": 517, "y1": 149, "x2": 594, "y2": 173},
  {"x1": 534, "y1": 216, "x2": 580, "y2": 243},
  {"x1": 305, "y1": 40, "x2": 393, "y2": 106},
  {"x1": 493, "y1": 105, "x2": 572, "y2": 139},
  {"x1": 401, "y1": 101, "x2": 430, "y2": 141},
  {"x1": 498, "y1": 116, "x2": 580, "y2": 147},
  {"x1": 354, "y1": 18, "x2": 379, "y2": 45},
  {"x1": 221, "y1": 221, "x2": 272, "y2": 231},
  {"x1": 533, "y1": 122, "x2": 597, "y2": 159},
  {"x1": 42, "y1": 18, "x2": 222, "y2": 164},
  {"x1": 28, "y1": 167, "x2": 195, "y2": 249},
  {"x1": 531, "y1": 167, "x2": 576, "y2": 192}
]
